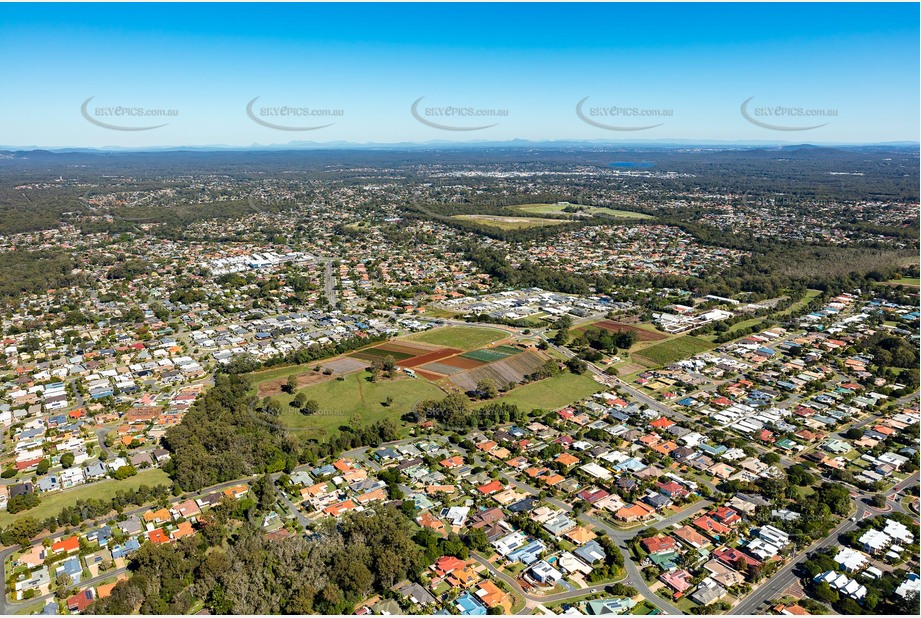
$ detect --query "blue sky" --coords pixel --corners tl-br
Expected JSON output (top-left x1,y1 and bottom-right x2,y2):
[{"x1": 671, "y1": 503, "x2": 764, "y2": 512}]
[{"x1": 0, "y1": 2, "x2": 917, "y2": 147}]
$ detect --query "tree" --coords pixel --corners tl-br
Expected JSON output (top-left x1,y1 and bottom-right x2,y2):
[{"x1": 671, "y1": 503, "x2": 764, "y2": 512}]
[
  {"x1": 381, "y1": 355, "x2": 396, "y2": 373},
  {"x1": 54, "y1": 573, "x2": 73, "y2": 599},
  {"x1": 264, "y1": 398, "x2": 282, "y2": 416},
  {"x1": 812, "y1": 581, "x2": 839, "y2": 604},
  {"x1": 463, "y1": 527, "x2": 491, "y2": 553},
  {"x1": 476, "y1": 379, "x2": 499, "y2": 400},
  {"x1": 734, "y1": 556, "x2": 748, "y2": 573},
  {"x1": 6, "y1": 492, "x2": 40, "y2": 514},
  {"x1": 252, "y1": 472, "x2": 277, "y2": 513},
  {"x1": 285, "y1": 375, "x2": 298, "y2": 394},
  {"x1": 36, "y1": 458, "x2": 51, "y2": 475},
  {"x1": 552, "y1": 328, "x2": 570, "y2": 346},
  {"x1": 60, "y1": 452, "x2": 75, "y2": 468},
  {"x1": 113, "y1": 465, "x2": 138, "y2": 480},
  {"x1": 566, "y1": 357, "x2": 587, "y2": 374}
]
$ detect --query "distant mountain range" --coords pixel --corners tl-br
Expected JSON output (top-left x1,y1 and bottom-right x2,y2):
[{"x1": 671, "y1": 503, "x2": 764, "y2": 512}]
[{"x1": 0, "y1": 139, "x2": 918, "y2": 154}]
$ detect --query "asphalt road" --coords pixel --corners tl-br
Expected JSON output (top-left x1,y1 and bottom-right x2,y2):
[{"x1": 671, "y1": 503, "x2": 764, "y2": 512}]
[{"x1": 324, "y1": 260, "x2": 337, "y2": 309}]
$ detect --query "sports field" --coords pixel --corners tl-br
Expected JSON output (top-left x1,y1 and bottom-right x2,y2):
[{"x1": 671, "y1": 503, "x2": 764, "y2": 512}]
[{"x1": 405, "y1": 325, "x2": 507, "y2": 351}]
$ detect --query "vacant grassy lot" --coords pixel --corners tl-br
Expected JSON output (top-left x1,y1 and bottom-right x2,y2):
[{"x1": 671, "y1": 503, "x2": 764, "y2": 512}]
[
  {"x1": 0, "y1": 468, "x2": 171, "y2": 528},
  {"x1": 698, "y1": 289, "x2": 823, "y2": 343},
  {"x1": 514, "y1": 203, "x2": 652, "y2": 219},
  {"x1": 275, "y1": 373, "x2": 446, "y2": 438},
  {"x1": 405, "y1": 326, "x2": 506, "y2": 351},
  {"x1": 632, "y1": 336, "x2": 715, "y2": 367},
  {"x1": 882, "y1": 277, "x2": 920, "y2": 288},
  {"x1": 473, "y1": 371, "x2": 603, "y2": 412},
  {"x1": 775, "y1": 288, "x2": 823, "y2": 317},
  {"x1": 578, "y1": 320, "x2": 667, "y2": 342},
  {"x1": 451, "y1": 214, "x2": 569, "y2": 230}
]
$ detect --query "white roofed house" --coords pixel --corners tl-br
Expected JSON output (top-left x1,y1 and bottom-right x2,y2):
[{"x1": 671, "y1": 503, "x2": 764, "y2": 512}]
[
  {"x1": 558, "y1": 552, "x2": 593, "y2": 576},
  {"x1": 757, "y1": 525, "x2": 790, "y2": 548},
  {"x1": 834, "y1": 547, "x2": 869, "y2": 573},
  {"x1": 444, "y1": 506, "x2": 470, "y2": 527},
  {"x1": 883, "y1": 519, "x2": 914, "y2": 545},
  {"x1": 528, "y1": 560, "x2": 563, "y2": 585},
  {"x1": 858, "y1": 529, "x2": 892, "y2": 555},
  {"x1": 493, "y1": 530, "x2": 527, "y2": 556}
]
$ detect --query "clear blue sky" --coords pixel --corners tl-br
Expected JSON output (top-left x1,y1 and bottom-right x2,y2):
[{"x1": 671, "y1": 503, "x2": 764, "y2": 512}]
[{"x1": 0, "y1": 2, "x2": 917, "y2": 147}]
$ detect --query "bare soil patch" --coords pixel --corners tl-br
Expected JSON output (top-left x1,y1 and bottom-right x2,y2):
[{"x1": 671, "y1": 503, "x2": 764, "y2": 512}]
[{"x1": 591, "y1": 320, "x2": 667, "y2": 341}]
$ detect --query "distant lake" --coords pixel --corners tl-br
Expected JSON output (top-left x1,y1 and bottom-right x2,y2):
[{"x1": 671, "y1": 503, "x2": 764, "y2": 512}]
[{"x1": 609, "y1": 161, "x2": 655, "y2": 168}]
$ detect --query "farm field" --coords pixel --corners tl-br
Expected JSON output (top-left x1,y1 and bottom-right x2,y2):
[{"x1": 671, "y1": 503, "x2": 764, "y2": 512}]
[
  {"x1": 275, "y1": 373, "x2": 445, "y2": 437},
  {"x1": 451, "y1": 214, "x2": 569, "y2": 230},
  {"x1": 405, "y1": 325, "x2": 507, "y2": 351},
  {"x1": 472, "y1": 371, "x2": 603, "y2": 412},
  {"x1": 631, "y1": 335, "x2": 716, "y2": 367},
  {"x1": 513, "y1": 203, "x2": 652, "y2": 219},
  {"x1": 0, "y1": 468, "x2": 171, "y2": 528}
]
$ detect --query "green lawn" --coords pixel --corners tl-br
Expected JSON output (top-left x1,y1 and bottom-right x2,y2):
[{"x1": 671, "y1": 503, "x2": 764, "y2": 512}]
[
  {"x1": 633, "y1": 336, "x2": 716, "y2": 367},
  {"x1": 275, "y1": 373, "x2": 446, "y2": 438},
  {"x1": 0, "y1": 468, "x2": 171, "y2": 528},
  {"x1": 473, "y1": 371, "x2": 603, "y2": 412},
  {"x1": 247, "y1": 363, "x2": 315, "y2": 385},
  {"x1": 405, "y1": 326, "x2": 507, "y2": 351},
  {"x1": 514, "y1": 203, "x2": 652, "y2": 219},
  {"x1": 14, "y1": 601, "x2": 48, "y2": 615}
]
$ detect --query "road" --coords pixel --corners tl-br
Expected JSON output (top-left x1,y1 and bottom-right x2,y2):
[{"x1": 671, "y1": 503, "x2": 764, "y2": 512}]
[
  {"x1": 574, "y1": 514, "x2": 683, "y2": 615},
  {"x1": 543, "y1": 340, "x2": 692, "y2": 424},
  {"x1": 496, "y1": 464, "x2": 713, "y2": 615},
  {"x1": 324, "y1": 260, "x2": 337, "y2": 308},
  {"x1": 470, "y1": 550, "x2": 626, "y2": 613},
  {"x1": 0, "y1": 552, "x2": 131, "y2": 615},
  {"x1": 94, "y1": 426, "x2": 113, "y2": 458},
  {"x1": 732, "y1": 501, "x2": 868, "y2": 615},
  {"x1": 733, "y1": 471, "x2": 920, "y2": 615}
]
